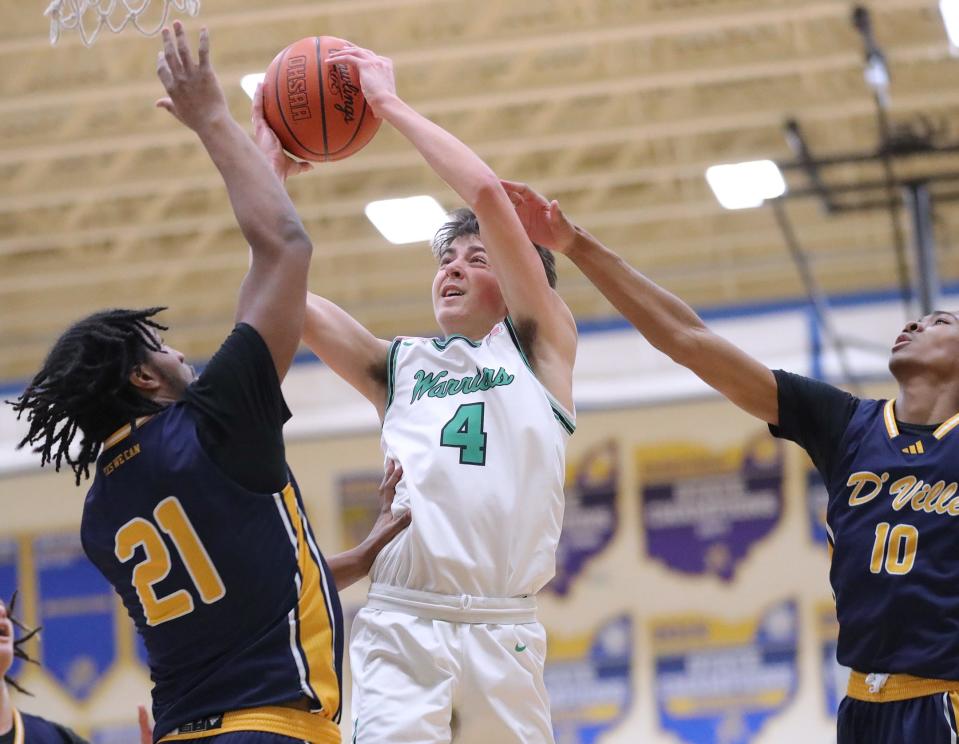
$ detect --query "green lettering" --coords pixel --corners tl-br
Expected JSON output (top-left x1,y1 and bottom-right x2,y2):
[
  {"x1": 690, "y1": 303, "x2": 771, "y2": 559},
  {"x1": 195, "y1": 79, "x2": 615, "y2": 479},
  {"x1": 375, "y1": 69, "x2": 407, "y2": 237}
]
[
  {"x1": 409, "y1": 366, "x2": 516, "y2": 404},
  {"x1": 428, "y1": 381, "x2": 450, "y2": 398},
  {"x1": 411, "y1": 369, "x2": 448, "y2": 403}
]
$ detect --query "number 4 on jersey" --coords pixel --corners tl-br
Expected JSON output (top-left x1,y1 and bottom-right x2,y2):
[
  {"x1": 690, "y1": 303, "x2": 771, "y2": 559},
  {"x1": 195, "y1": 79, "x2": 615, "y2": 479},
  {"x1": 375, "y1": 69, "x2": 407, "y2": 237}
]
[{"x1": 440, "y1": 403, "x2": 488, "y2": 465}]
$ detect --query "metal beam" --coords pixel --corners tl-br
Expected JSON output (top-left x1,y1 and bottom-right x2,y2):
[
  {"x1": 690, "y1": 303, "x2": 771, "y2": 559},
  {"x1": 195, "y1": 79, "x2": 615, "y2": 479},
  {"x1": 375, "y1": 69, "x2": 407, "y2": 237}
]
[
  {"x1": 903, "y1": 181, "x2": 941, "y2": 315},
  {"x1": 6, "y1": 86, "x2": 959, "y2": 171},
  {"x1": 1, "y1": 37, "x2": 949, "y2": 118},
  {"x1": 1, "y1": 0, "x2": 932, "y2": 57}
]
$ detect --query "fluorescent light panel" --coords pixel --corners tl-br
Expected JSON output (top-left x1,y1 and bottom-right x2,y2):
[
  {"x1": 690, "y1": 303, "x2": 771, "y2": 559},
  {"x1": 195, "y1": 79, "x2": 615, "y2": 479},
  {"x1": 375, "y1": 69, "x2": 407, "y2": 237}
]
[
  {"x1": 365, "y1": 196, "x2": 448, "y2": 244},
  {"x1": 241, "y1": 72, "x2": 265, "y2": 100},
  {"x1": 705, "y1": 160, "x2": 786, "y2": 210},
  {"x1": 942, "y1": 0, "x2": 959, "y2": 50}
]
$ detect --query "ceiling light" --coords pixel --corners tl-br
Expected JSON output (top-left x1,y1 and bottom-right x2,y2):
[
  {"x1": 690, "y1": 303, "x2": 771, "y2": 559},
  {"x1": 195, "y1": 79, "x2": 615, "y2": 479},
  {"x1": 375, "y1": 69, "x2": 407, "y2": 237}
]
[
  {"x1": 365, "y1": 196, "x2": 448, "y2": 244},
  {"x1": 941, "y1": 0, "x2": 959, "y2": 53},
  {"x1": 240, "y1": 72, "x2": 265, "y2": 100},
  {"x1": 705, "y1": 160, "x2": 787, "y2": 210}
]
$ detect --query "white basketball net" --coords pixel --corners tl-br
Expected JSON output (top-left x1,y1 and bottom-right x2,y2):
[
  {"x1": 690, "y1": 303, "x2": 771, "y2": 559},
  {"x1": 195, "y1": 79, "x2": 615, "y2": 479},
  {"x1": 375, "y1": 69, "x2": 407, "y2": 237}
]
[{"x1": 45, "y1": 0, "x2": 201, "y2": 47}]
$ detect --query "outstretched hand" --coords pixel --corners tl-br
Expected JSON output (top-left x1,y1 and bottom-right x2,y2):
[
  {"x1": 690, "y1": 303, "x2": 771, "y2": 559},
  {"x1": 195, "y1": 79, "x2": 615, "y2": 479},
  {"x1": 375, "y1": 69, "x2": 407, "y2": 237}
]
[
  {"x1": 251, "y1": 83, "x2": 313, "y2": 182},
  {"x1": 155, "y1": 21, "x2": 228, "y2": 133},
  {"x1": 324, "y1": 459, "x2": 410, "y2": 590},
  {"x1": 500, "y1": 180, "x2": 578, "y2": 255},
  {"x1": 367, "y1": 459, "x2": 411, "y2": 548},
  {"x1": 325, "y1": 44, "x2": 397, "y2": 118}
]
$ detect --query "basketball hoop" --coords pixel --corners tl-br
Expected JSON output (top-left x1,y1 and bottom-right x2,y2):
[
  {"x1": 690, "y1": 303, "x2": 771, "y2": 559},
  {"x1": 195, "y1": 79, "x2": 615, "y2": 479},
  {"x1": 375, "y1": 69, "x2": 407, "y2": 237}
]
[{"x1": 45, "y1": 0, "x2": 201, "y2": 47}]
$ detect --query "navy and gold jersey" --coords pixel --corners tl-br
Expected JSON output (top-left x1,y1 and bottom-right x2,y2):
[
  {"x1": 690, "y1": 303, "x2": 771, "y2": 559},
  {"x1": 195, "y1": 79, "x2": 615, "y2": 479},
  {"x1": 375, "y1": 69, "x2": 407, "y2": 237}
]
[
  {"x1": 1, "y1": 709, "x2": 87, "y2": 744},
  {"x1": 80, "y1": 328, "x2": 342, "y2": 743},
  {"x1": 772, "y1": 370, "x2": 959, "y2": 679}
]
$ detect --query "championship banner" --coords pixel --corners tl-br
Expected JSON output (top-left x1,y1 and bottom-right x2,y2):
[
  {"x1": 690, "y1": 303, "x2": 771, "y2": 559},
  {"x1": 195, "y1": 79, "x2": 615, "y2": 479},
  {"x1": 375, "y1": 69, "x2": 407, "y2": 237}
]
[
  {"x1": 0, "y1": 538, "x2": 21, "y2": 679},
  {"x1": 549, "y1": 440, "x2": 619, "y2": 595},
  {"x1": 337, "y1": 471, "x2": 384, "y2": 551},
  {"x1": 816, "y1": 602, "x2": 850, "y2": 717},
  {"x1": 637, "y1": 434, "x2": 784, "y2": 580},
  {"x1": 34, "y1": 533, "x2": 116, "y2": 700},
  {"x1": 545, "y1": 615, "x2": 632, "y2": 744},
  {"x1": 652, "y1": 599, "x2": 799, "y2": 744},
  {"x1": 807, "y1": 469, "x2": 830, "y2": 548}
]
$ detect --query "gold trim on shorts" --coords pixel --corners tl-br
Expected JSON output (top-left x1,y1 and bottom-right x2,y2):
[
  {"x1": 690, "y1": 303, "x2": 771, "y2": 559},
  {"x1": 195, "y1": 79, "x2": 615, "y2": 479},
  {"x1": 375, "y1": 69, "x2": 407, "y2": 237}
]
[
  {"x1": 846, "y1": 671, "x2": 959, "y2": 702},
  {"x1": 158, "y1": 705, "x2": 340, "y2": 743}
]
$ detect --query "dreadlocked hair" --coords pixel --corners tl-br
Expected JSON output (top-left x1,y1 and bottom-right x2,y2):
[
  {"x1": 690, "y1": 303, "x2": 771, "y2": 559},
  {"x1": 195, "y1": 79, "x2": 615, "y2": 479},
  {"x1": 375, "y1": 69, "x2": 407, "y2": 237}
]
[
  {"x1": 3, "y1": 591, "x2": 41, "y2": 696},
  {"x1": 8, "y1": 307, "x2": 168, "y2": 485}
]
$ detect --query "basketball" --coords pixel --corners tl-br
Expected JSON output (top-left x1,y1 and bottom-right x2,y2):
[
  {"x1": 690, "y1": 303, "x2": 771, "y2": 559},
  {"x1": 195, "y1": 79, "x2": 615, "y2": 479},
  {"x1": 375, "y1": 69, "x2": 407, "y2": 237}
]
[{"x1": 262, "y1": 36, "x2": 381, "y2": 162}]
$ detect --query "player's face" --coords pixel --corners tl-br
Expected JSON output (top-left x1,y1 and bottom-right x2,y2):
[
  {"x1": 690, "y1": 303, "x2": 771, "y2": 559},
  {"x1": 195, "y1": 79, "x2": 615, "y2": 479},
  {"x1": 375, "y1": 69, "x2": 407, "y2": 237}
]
[
  {"x1": 432, "y1": 235, "x2": 508, "y2": 338},
  {"x1": 142, "y1": 336, "x2": 197, "y2": 401},
  {"x1": 0, "y1": 599, "x2": 12, "y2": 677},
  {"x1": 889, "y1": 310, "x2": 959, "y2": 381}
]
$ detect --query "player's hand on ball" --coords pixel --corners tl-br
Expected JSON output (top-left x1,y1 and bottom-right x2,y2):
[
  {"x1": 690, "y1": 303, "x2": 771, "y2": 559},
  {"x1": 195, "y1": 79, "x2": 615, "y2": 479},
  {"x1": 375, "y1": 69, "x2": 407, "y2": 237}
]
[
  {"x1": 325, "y1": 45, "x2": 396, "y2": 118},
  {"x1": 155, "y1": 22, "x2": 228, "y2": 133},
  {"x1": 251, "y1": 83, "x2": 313, "y2": 182},
  {"x1": 501, "y1": 180, "x2": 578, "y2": 255}
]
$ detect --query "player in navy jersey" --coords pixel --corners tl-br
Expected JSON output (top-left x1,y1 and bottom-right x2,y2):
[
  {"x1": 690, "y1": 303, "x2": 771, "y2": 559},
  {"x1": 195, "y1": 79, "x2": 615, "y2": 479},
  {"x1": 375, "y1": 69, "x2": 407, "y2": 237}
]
[
  {"x1": 0, "y1": 595, "x2": 87, "y2": 744},
  {"x1": 502, "y1": 180, "x2": 959, "y2": 743},
  {"x1": 9, "y1": 24, "x2": 407, "y2": 744}
]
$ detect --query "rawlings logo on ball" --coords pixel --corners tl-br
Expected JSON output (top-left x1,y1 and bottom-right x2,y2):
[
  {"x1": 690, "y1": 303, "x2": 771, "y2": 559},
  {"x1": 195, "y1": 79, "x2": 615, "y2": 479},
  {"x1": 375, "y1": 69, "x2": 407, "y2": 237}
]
[{"x1": 328, "y1": 60, "x2": 359, "y2": 124}]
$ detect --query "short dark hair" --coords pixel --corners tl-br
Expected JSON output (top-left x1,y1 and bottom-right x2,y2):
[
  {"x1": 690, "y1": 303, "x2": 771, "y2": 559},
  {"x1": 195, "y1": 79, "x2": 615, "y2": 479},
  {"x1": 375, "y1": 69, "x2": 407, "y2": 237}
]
[
  {"x1": 431, "y1": 207, "x2": 557, "y2": 288},
  {"x1": 3, "y1": 591, "x2": 40, "y2": 696},
  {"x1": 8, "y1": 308, "x2": 168, "y2": 485}
]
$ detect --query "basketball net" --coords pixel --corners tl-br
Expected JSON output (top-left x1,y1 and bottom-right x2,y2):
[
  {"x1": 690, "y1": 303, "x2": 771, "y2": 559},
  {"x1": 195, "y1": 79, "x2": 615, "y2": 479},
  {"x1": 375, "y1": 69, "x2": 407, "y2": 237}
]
[{"x1": 45, "y1": 0, "x2": 201, "y2": 47}]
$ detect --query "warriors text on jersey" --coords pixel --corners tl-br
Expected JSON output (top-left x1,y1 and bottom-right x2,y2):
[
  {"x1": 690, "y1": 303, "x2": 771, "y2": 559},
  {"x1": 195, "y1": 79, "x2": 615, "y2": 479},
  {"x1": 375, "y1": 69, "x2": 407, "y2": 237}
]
[
  {"x1": 771, "y1": 369, "x2": 959, "y2": 679},
  {"x1": 373, "y1": 317, "x2": 575, "y2": 598},
  {"x1": 80, "y1": 325, "x2": 343, "y2": 743}
]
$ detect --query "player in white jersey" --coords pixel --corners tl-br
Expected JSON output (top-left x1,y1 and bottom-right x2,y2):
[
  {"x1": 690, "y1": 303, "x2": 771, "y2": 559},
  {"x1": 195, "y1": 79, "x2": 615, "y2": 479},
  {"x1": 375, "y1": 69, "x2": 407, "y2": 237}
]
[{"x1": 252, "y1": 46, "x2": 577, "y2": 742}]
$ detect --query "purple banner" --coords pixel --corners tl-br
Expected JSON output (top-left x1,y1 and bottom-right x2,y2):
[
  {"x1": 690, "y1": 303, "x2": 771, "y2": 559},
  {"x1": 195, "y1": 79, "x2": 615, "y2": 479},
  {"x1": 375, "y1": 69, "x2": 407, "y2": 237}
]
[
  {"x1": 638, "y1": 434, "x2": 783, "y2": 580},
  {"x1": 549, "y1": 440, "x2": 619, "y2": 595}
]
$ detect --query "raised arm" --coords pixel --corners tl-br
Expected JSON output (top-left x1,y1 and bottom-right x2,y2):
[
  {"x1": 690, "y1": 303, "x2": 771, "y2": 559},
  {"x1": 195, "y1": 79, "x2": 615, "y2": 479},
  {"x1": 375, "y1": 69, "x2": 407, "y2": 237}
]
[
  {"x1": 303, "y1": 294, "x2": 390, "y2": 417},
  {"x1": 245, "y1": 84, "x2": 391, "y2": 414},
  {"x1": 326, "y1": 46, "x2": 576, "y2": 408},
  {"x1": 155, "y1": 22, "x2": 310, "y2": 381},
  {"x1": 502, "y1": 181, "x2": 779, "y2": 425}
]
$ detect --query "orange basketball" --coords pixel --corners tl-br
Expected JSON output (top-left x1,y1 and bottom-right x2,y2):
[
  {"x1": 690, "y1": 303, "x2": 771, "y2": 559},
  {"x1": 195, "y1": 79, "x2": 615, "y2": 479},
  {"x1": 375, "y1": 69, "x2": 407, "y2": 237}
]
[{"x1": 262, "y1": 36, "x2": 381, "y2": 163}]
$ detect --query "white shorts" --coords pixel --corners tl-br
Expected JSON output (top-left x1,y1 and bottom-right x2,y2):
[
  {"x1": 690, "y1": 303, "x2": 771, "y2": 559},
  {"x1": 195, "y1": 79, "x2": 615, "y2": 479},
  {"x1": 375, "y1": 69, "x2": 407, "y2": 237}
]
[{"x1": 349, "y1": 584, "x2": 555, "y2": 744}]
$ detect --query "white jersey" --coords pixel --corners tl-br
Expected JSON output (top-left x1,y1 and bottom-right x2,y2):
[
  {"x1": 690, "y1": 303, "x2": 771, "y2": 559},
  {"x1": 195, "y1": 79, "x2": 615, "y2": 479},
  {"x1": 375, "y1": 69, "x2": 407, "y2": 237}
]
[{"x1": 372, "y1": 318, "x2": 574, "y2": 598}]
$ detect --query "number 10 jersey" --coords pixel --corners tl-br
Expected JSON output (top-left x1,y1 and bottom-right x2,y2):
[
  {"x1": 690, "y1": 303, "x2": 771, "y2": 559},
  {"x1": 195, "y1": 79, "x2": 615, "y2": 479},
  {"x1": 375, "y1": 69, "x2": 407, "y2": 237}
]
[{"x1": 374, "y1": 318, "x2": 575, "y2": 599}]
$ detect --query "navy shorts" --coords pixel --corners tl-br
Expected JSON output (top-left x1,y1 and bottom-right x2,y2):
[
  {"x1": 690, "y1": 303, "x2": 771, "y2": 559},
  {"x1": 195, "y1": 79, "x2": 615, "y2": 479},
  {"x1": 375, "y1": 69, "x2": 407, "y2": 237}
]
[{"x1": 838, "y1": 692, "x2": 959, "y2": 743}]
